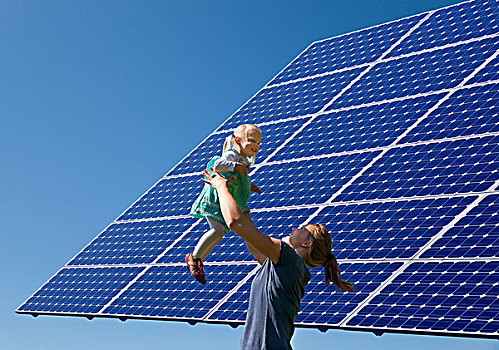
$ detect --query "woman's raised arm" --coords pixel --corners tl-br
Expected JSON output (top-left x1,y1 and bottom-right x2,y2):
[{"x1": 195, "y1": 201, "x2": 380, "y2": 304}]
[{"x1": 202, "y1": 168, "x2": 281, "y2": 263}]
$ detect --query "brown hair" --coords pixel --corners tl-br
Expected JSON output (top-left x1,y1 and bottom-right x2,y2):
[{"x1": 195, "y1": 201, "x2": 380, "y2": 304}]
[{"x1": 303, "y1": 224, "x2": 355, "y2": 292}]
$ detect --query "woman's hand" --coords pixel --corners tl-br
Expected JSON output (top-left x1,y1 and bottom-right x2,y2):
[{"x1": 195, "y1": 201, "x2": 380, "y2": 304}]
[
  {"x1": 202, "y1": 167, "x2": 236, "y2": 190},
  {"x1": 251, "y1": 183, "x2": 262, "y2": 195}
]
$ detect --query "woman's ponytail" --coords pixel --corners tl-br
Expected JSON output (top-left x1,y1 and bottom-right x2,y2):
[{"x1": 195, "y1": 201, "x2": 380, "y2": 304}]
[
  {"x1": 303, "y1": 224, "x2": 355, "y2": 292},
  {"x1": 324, "y1": 252, "x2": 355, "y2": 292}
]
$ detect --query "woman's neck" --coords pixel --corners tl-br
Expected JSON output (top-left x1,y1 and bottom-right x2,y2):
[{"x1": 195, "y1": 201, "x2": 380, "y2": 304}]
[{"x1": 282, "y1": 237, "x2": 308, "y2": 261}]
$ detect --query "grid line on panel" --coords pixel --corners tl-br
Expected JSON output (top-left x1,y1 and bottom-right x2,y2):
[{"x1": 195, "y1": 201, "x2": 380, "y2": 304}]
[
  {"x1": 375, "y1": 32, "x2": 499, "y2": 75},
  {"x1": 209, "y1": 78, "x2": 499, "y2": 138},
  {"x1": 389, "y1": 0, "x2": 499, "y2": 58},
  {"x1": 66, "y1": 261, "x2": 259, "y2": 269},
  {"x1": 329, "y1": 36, "x2": 499, "y2": 110},
  {"x1": 115, "y1": 214, "x2": 192, "y2": 225},
  {"x1": 253, "y1": 13, "x2": 434, "y2": 169},
  {"x1": 301, "y1": 45, "x2": 499, "y2": 225},
  {"x1": 256, "y1": 131, "x2": 499, "y2": 170},
  {"x1": 309, "y1": 0, "x2": 472, "y2": 49},
  {"x1": 338, "y1": 179, "x2": 499, "y2": 327},
  {"x1": 63, "y1": 257, "x2": 499, "y2": 270},
  {"x1": 112, "y1": 186, "x2": 499, "y2": 228},
  {"x1": 15, "y1": 266, "x2": 67, "y2": 314},
  {"x1": 157, "y1": 128, "x2": 499, "y2": 183},
  {"x1": 320, "y1": 12, "x2": 435, "y2": 112},
  {"x1": 265, "y1": 65, "x2": 367, "y2": 90},
  {"x1": 202, "y1": 265, "x2": 261, "y2": 321},
  {"x1": 335, "y1": 257, "x2": 499, "y2": 264},
  {"x1": 211, "y1": 115, "x2": 313, "y2": 135},
  {"x1": 263, "y1": 30, "x2": 498, "y2": 95},
  {"x1": 96, "y1": 218, "x2": 202, "y2": 314}
]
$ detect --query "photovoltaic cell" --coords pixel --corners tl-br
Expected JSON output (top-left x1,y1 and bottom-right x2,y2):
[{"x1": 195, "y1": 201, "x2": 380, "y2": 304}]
[
  {"x1": 421, "y1": 194, "x2": 499, "y2": 258},
  {"x1": 337, "y1": 135, "x2": 499, "y2": 202},
  {"x1": 251, "y1": 151, "x2": 380, "y2": 209},
  {"x1": 468, "y1": 53, "x2": 499, "y2": 84},
  {"x1": 218, "y1": 68, "x2": 364, "y2": 130},
  {"x1": 102, "y1": 265, "x2": 256, "y2": 319},
  {"x1": 117, "y1": 174, "x2": 204, "y2": 220},
  {"x1": 68, "y1": 218, "x2": 197, "y2": 266},
  {"x1": 399, "y1": 83, "x2": 499, "y2": 144},
  {"x1": 315, "y1": 196, "x2": 475, "y2": 260},
  {"x1": 296, "y1": 262, "x2": 403, "y2": 325},
  {"x1": 267, "y1": 14, "x2": 425, "y2": 85},
  {"x1": 269, "y1": 93, "x2": 445, "y2": 161},
  {"x1": 388, "y1": 0, "x2": 499, "y2": 57},
  {"x1": 329, "y1": 37, "x2": 499, "y2": 110},
  {"x1": 17, "y1": 267, "x2": 144, "y2": 314},
  {"x1": 347, "y1": 261, "x2": 499, "y2": 334},
  {"x1": 17, "y1": 0, "x2": 499, "y2": 340}
]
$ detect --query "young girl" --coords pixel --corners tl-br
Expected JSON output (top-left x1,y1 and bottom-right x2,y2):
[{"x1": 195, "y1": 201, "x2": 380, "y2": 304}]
[{"x1": 186, "y1": 124, "x2": 262, "y2": 284}]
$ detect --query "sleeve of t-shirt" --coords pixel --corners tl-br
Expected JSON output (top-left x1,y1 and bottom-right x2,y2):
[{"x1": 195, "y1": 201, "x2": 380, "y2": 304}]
[
  {"x1": 213, "y1": 151, "x2": 238, "y2": 172},
  {"x1": 276, "y1": 243, "x2": 303, "y2": 268},
  {"x1": 274, "y1": 243, "x2": 309, "y2": 289}
]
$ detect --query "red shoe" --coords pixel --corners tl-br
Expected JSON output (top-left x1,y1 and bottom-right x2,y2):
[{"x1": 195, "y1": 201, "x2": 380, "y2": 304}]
[{"x1": 185, "y1": 253, "x2": 206, "y2": 285}]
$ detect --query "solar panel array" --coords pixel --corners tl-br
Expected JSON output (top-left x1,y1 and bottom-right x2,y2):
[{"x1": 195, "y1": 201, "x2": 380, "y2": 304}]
[{"x1": 17, "y1": 0, "x2": 499, "y2": 339}]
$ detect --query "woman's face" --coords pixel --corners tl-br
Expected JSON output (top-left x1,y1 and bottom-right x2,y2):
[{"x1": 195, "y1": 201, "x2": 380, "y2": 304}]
[{"x1": 290, "y1": 224, "x2": 318, "y2": 247}]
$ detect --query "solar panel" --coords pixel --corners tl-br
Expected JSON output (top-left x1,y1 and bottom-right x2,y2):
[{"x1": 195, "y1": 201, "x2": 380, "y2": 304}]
[{"x1": 17, "y1": 0, "x2": 499, "y2": 340}]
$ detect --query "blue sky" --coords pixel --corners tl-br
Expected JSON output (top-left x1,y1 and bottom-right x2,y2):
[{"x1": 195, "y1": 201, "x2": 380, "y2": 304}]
[{"x1": 2, "y1": 1, "x2": 497, "y2": 349}]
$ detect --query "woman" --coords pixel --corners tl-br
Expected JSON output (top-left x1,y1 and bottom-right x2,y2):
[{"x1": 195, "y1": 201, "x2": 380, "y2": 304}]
[{"x1": 202, "y1": 168, "x2": 354, "y2": 350}]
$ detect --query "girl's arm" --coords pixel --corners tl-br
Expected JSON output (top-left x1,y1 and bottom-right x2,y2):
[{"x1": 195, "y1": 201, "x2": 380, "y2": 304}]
[
  {"x1": 213, "y1": 151, "x2": 247, "y2": 177},
  {"x1": 213, "y1": 152, "x2": 236, "y2": 172},
  {"x1": 203, "y1": 169, "x2": 281, "y2": 263}
]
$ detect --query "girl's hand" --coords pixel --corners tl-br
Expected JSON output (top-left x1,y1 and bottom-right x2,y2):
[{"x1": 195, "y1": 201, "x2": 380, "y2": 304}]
[
  {"x1": 234, "y1": 163, "x2": 248, "y2": 177},
  {"x1": 251, "y1": 183, "x2": 262, "y2": 195}
]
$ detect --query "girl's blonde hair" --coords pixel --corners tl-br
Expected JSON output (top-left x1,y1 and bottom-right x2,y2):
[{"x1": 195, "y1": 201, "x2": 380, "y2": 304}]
[
  {"x1": 303, "y1": 224, "x2": 355, "y2": 292},
  {"x1": 222, "y1": 124, "x2": 261, "y2": 164}
]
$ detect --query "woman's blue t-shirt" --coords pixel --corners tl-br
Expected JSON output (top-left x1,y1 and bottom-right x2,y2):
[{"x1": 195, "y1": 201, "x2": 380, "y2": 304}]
[{"x1": 240, "y1": 242, "x2": 311, "y2": 350}]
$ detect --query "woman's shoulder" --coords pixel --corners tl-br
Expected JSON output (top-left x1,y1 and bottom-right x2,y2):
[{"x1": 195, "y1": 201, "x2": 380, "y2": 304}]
[
  {"x1": 276, "y1": 242, "x2": 311, "y2": 282},
  {"x1": 277, "y1": 242, "x2": 302, "y2": 265}
]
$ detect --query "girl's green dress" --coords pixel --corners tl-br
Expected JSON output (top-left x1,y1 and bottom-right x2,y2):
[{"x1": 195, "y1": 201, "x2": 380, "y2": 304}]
[{"x1": 190, "y1": 149, "x2": 252, "y2": 232}]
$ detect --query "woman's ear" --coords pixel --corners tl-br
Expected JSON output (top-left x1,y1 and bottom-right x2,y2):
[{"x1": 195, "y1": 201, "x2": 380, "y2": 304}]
[{"x1": 234, "y1": 136, "x2": 241, "y2": 143}]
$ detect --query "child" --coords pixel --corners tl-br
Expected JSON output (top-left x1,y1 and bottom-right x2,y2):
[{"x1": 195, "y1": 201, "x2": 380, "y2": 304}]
[{"x1": 186, "y1": 124, "x2": 262, "y2": 284}]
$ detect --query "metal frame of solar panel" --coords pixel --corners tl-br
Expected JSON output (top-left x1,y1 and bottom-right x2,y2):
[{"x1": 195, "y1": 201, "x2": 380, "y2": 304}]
[{"x1": 17, "y1": 0, "x2": 499, "y2": 340}]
